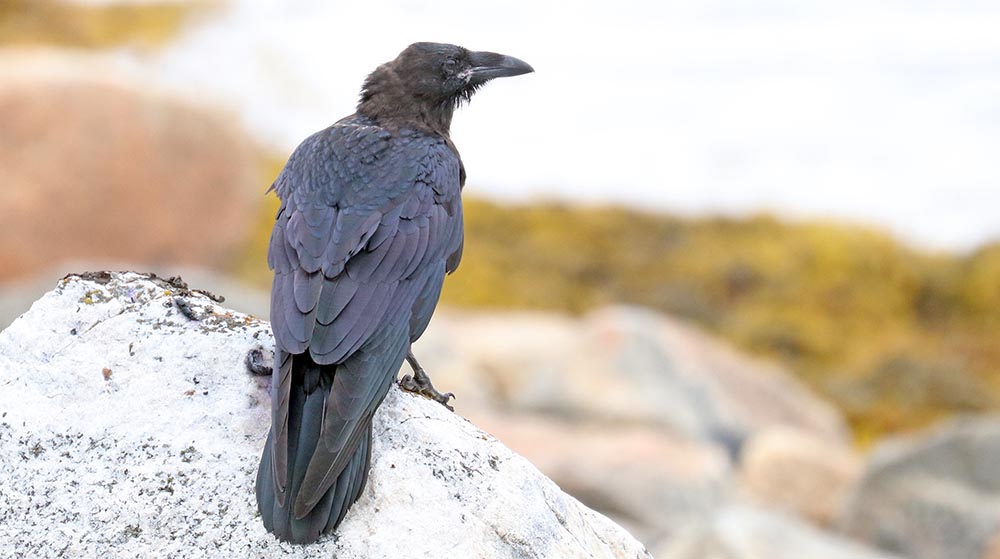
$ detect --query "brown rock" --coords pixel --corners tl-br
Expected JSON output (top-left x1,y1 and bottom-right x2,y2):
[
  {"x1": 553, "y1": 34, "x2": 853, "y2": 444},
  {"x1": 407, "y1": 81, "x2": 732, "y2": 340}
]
[
  {"x1": 986, "y1": 532, "x2": 1000, "y2": 559},
  {"x1": 739, "y1": 426, "x2": 862, "y2": 527},
  {"x1": 0, "y1": 52, "x2": 259, "y2": 281},
  {"x1": 983, "y1": 532, "x2": 1000, "y2": 559}
]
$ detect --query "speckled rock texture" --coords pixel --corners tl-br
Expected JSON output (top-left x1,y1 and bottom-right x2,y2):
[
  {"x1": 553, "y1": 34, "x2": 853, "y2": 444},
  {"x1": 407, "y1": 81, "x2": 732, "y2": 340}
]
[{"x1": 0, "y1": 272, "x2": 652, "y2": 559}]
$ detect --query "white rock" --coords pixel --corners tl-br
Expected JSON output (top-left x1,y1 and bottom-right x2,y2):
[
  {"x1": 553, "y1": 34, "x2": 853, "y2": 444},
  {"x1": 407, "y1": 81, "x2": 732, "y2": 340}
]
[{"x1": 0, "y1": 272, "x2": 651, "y2": 559}]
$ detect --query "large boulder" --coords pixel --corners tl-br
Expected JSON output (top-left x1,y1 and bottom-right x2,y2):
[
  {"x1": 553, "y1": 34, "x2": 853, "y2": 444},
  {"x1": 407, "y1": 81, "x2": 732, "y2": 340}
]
[
  {"x1": 0, "y1": 272, "x2": 651, "y2": 558},
  {"x1": 841, "y1": 417, "x2": 1000, "y2": 559},
  {"x1": 0, "y1": 51, "x2": 259, "y2": 282}
]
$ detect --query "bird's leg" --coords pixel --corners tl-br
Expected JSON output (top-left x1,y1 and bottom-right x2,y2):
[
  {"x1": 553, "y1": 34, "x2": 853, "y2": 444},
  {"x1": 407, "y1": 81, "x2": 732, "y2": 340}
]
[{"x1": 399, "y1": 350, "x2": 455, "y2": 411}]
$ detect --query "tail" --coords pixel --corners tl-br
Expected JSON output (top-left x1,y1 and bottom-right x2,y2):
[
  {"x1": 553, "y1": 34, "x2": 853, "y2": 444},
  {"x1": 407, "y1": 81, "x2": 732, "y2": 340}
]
[{"x1": 255, "y1": 356, "x2": 374, "y2": 544}]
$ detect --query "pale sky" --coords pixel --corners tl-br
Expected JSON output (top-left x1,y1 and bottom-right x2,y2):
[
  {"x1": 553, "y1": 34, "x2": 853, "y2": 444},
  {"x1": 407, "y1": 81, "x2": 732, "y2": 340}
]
[{"x1": 125, "y1": 0, "x2": 1000, "y2": 250}]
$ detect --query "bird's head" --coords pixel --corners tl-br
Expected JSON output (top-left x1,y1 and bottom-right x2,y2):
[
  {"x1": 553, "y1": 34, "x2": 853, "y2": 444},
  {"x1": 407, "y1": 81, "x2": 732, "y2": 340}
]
[{"x1": 358, "y1": 42, "x2": 533, "y2": 134}]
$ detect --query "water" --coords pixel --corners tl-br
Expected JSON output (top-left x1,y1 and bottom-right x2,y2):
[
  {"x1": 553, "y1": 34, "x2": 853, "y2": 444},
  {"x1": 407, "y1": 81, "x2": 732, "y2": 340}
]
[{"x1": 139, "y1": 0, "x2": 1000, "y2": 250}]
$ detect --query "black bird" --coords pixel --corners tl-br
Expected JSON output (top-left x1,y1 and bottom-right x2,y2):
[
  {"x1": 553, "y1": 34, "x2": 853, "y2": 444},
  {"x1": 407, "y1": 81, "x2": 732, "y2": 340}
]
[{"x1": 256, "y1": 42, "x2": 533, "y2": 544}]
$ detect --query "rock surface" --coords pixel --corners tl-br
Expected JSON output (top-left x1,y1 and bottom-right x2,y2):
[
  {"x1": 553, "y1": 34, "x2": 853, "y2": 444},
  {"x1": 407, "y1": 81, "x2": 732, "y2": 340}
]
[
  {"x1": 0, "y1": 52, "x2": 259, "y2": 282},
  {"x1": 841, "y1": 417, "x2": 1000, "y2": 559},
  {"x1": 0, "y1": 272, "x2": 651, "y2": 559}
]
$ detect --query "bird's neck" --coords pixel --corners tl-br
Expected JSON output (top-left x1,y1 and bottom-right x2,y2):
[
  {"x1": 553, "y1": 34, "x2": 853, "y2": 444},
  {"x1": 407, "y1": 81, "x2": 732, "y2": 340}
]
[{"x1": 357, "y1": 68, "x2": 455, "y2": 138}]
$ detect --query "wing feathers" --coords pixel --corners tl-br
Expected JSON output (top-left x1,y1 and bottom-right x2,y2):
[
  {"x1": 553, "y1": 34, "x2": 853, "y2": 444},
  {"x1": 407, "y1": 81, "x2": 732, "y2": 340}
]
[
  {"x1": 367, "y1": 204, "x2": 403, "y2": 250},
  {"x1": 293, "y1": 268, "x2": 323, "y2": 314},
  {"x1": 316, "y1": 277, "x2": 359, "y2": 326},
  {"x1": 403, "y1": 216, "x2": 431, "y2": 279}
]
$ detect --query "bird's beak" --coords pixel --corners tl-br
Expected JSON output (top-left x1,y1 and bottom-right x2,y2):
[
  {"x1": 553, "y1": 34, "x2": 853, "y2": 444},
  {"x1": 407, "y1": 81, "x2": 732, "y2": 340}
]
[{"x1": 467, "y1": 51, "x2": 534, "y2": 85}]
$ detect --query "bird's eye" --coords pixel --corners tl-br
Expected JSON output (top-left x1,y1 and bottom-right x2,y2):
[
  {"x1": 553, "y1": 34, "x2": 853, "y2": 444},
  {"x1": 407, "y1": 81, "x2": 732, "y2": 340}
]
[{"x1": 442, "y1": 59, "x2": 458, "y2": 72}]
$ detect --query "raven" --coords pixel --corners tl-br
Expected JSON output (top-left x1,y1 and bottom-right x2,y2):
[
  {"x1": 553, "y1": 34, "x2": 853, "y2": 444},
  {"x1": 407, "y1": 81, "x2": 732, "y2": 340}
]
[{"x1": 256, "y1": 42, "x2": 533, "y2": 544}]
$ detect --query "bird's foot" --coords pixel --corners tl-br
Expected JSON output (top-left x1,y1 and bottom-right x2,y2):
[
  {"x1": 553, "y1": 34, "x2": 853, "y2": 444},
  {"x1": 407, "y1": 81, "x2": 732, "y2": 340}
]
[{"x1": 400, "y1": 354, "x2": 455, "y2": 411}]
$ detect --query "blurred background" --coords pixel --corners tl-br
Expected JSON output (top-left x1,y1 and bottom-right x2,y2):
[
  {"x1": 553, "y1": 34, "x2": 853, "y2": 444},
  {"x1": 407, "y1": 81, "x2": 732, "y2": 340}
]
[{"x1": 1, "y1": 0, "x2": 998, "y2": 557}]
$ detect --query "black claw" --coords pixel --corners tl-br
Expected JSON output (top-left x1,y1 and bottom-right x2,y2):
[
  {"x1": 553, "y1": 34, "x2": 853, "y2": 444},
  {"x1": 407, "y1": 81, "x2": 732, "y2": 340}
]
[
  {"x1": 401, "y1": 350, "x2": 455, "y2": 411},
  {"x1": 437, "y1": 392, "x2": 455, "y2": 412},
  {"x1": 399, "y1": 372, "x2": 455, "y2": 411}
]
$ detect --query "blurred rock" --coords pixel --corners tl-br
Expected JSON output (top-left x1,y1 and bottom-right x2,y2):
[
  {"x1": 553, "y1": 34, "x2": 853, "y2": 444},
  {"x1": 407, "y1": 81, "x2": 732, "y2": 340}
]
[
  {"x1": 415, "y1": 306, "x2": 847, "y2": 448},
  {"x1": 841, "y1": 417, "x2": 1000, "y2": 559},
  {"x1": 0, "y1": 51, "x2": 259, "y2": 282},
  {"x1": 411, "y1": 305, "x2": 853, "y2": 551},
  {"x1": 739, "y1": 426, "x2": 862, "y2": 527},
  {"x1": 472, "y1": 411, "x2": 732, "y2": 547},
  {"x1": 657, "y1": 504, "x2": 905, "y2": 559},
  {"x1": 987, "y1": 534, "x2": 1000, "y2": 559}
]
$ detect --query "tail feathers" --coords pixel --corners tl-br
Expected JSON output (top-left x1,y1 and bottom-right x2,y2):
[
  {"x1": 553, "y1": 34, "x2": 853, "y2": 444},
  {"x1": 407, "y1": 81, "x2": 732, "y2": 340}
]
[
  {"x1": 256, "y1": 373, "x2": 374, "y2": 545},
  {"x1": 257, "y1": 423, "x2": 372, "y2": 544}
]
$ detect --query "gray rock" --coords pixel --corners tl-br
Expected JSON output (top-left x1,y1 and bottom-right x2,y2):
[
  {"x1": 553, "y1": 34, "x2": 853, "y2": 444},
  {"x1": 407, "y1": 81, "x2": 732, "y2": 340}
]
[
  {"x1": 841, "y1": 417, "x2": 1000, "y2": 559},
  {"x1": 0, "y1": 272, "x2": 651, "y2": 559},
  {"x1": 658, "y1": 504, "x2": 906, "y2": 559}
]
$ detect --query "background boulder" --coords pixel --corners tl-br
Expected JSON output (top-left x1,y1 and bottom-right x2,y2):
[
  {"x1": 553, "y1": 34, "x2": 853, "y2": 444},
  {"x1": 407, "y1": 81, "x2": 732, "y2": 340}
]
[
  {"x1": 416, "y1": 306, "x2": 848, "y2": 445},
  {"x1": 841, "y1": 417, "x2": 1000, "y2": 559},
  {"x1": 412, "y1": 305, "x2": 853, "y2": 546},
  {"x1": 739, "y1": 426, "x2": 863, "y2": 527},
  {"x1": 658, "y1": 504, "x2": 906, "y2": 559}
]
